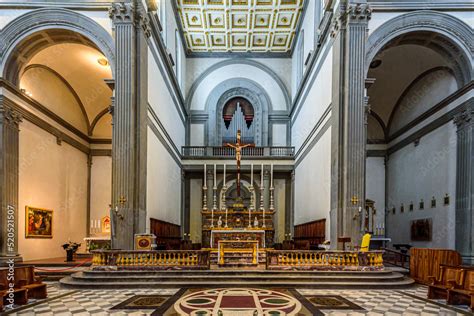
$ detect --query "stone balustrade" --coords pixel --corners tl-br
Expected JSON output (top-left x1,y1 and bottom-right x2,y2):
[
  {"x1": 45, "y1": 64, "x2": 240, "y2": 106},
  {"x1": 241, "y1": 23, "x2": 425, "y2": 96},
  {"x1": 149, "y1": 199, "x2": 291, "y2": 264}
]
[
  {"x1": 182, "y1": 146, "x2": 295, "y2": 158},
  {"x1": 91, "y1": 250, "x2": 211, "y2": 270},
  {"x1": 266, "y1": 250, "x2": 384, "y2": 271}
]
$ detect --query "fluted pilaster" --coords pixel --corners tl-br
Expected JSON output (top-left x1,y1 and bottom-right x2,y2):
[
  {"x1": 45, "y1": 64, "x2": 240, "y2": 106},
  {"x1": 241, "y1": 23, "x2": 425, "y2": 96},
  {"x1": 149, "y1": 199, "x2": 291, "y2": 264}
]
[
  {"x1": 110, "y1": 1, "x2": 148, "y2": 249},
  {"x1": 330, "y1": 1, "x2": 371, "y2": 248},
  {"x1": 0, "y1": 97, "x2": 22, "y2": 261},
  {"x1": 454, "y1": 100, "x2": 474, "y2": 264}
]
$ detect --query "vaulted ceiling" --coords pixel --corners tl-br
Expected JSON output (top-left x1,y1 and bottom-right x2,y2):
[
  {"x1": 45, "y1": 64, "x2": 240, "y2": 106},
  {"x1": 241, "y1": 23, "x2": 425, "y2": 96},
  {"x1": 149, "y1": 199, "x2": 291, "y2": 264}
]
[{"x1": 175, "y1": 0, "x2": 305, "y2": 55}]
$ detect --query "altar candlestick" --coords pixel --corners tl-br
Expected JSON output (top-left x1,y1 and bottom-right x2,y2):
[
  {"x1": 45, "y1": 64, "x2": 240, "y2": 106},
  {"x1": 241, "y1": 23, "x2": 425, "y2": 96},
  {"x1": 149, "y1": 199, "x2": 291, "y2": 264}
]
[
  {"x1": 270, "y1": 164, "x2": 273, "y2": 187},
  {"x1": 251, "y1": 164, "x2": 253, "y2": 185},
  {"x1": 204, "y1": 164, "x2": 207, "y2": 184}
]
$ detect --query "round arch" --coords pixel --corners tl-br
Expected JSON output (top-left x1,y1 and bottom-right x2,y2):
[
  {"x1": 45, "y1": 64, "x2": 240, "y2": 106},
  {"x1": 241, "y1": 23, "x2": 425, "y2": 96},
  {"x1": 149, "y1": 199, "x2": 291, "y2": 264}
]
[
  {"x1": 206, "y1": 78, "x2": 271, "y2": 146},
  {"x1": 186, "y1": 58, "x2": 291, "y2": 112},
  {"x1": 365, "y1": 11, "x2": 473, "y2": 85},
  {"x1": 0, "y1": 8, "x2": 116, "y2": 82}
]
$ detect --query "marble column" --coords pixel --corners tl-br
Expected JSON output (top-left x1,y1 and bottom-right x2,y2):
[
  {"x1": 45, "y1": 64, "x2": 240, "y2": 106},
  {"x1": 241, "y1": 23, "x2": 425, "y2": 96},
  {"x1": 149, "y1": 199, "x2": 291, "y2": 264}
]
[
  {"x1": 454, "y1": 100, "x2": 474, "y2": 264},
  {"x1": 109, "y1": 1, "x2": 148, "y2": 249},
  {"x1": 330, "y1": 1, "x2": 371, "y2": 248},
  {"x1": 0, "y1": 97, "x2": 22, "y2": 262}
]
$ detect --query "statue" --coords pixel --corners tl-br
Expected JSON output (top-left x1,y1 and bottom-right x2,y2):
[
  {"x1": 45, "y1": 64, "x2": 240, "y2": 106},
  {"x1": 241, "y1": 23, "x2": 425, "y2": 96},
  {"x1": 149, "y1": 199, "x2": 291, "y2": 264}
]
[
  {"x1": 217, "y1": 216, "x2": 223, "y2": 228},
  {"x1": 254, "y1": 216, "x2": 259, "y2": 228},
  {"x1": 225, "y1": 130, "x2": 255, "y2": 197}
]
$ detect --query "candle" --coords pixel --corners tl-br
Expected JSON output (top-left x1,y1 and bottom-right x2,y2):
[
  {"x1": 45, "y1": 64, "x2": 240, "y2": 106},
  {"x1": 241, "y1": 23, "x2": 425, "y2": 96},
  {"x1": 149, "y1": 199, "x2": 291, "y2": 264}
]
[
  {"x1": 261, "y1": 163, "x2": 264, "y2": 184},
  {"x1": 204, "y1": 164, "x2": 207, "y2": 184},
  {"x1": 251, "y1": 163, "x2": 253, "y2": 185},
  {"x1": 223, "y1": 164, "x2": 226, "y2": 184},
  {"x1": 270, "y1": 164, "x2": 273, "y2": 187},
  {"x1": 214, "y1": 164, "x2": 216, "y2": 187}
]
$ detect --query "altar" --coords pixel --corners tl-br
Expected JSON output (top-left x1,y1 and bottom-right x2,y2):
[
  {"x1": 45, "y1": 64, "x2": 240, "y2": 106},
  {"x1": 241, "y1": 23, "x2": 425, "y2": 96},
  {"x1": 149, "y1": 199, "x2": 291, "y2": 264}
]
[{"x1": 211, "y1": 229, "x2": 266, "y2": 248}]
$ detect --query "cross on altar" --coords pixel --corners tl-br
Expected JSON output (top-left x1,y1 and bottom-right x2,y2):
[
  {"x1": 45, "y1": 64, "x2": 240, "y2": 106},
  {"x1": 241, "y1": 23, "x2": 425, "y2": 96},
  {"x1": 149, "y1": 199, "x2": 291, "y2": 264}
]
[
  {"x1": 351, "y1": 196, "x2": 359, "y2": 205},
  {"x1": 225, "y1": 130, "x2": 254, "y2": 197}
]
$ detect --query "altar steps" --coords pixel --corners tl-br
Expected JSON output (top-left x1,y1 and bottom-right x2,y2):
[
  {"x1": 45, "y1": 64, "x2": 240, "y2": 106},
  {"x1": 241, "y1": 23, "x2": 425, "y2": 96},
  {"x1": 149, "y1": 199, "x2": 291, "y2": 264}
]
[{"x1": 60, "y1": 269, "x2": 415, "y2": 289}]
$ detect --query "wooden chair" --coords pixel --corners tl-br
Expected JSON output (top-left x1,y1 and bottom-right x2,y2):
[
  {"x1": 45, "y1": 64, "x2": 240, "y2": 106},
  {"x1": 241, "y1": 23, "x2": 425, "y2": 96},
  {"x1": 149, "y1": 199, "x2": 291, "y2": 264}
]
[
  {"x1": 447, "y1": 268, "x2": 474, "y2": 310},
  {"x1": 0, "y1": 269, "x2": 28, "y2": 305},
  {"x1": 427, "y1": 265, "x2": 461, "y2": 300},
  {"x1": 14, "y1": 266, "x2": 47, "y2": 299}
]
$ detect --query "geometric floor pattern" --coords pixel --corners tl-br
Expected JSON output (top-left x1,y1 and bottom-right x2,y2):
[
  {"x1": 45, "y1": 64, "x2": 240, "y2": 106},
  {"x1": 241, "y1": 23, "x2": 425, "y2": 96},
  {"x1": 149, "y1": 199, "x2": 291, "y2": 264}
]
[{"x1": 5, "y1": 283, "x2": 472, "y2": 315}]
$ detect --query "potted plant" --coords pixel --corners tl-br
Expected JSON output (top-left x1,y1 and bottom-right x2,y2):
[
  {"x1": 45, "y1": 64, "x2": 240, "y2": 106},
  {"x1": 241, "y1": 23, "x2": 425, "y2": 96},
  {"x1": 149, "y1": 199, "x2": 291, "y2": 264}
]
[{"x1": 62, "y1": 241, "x2": 81, "y2": 262}]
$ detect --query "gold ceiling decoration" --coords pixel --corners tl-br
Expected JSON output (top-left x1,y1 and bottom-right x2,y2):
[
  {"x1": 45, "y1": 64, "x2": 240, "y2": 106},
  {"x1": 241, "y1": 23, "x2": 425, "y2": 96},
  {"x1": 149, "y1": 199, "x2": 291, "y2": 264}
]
[{"x1": 175, "y1": 0, "x2": 305, "y2": 54}]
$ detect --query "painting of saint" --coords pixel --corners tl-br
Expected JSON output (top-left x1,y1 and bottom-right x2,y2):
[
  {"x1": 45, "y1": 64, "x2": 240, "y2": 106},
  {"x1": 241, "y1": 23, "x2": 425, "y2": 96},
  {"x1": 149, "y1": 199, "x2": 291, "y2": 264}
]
[{"x1": 25, "y1": 206, "x2": 53, "y2": 238}]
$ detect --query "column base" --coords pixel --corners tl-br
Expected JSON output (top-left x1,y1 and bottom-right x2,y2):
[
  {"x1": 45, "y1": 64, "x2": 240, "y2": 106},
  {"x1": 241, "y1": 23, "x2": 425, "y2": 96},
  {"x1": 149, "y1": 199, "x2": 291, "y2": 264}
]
[{"x1": 0, "y1": 254, "x2": 23, "y2": 265}]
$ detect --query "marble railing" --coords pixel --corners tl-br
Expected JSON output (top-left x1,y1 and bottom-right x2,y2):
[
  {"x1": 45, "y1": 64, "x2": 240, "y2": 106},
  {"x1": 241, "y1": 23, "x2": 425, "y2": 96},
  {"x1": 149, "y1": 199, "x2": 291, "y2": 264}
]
[
  {"x1": 266, "y1": 250, "x2": 384, "y2": 271},
  {"x1": 91, "y1": 250, "x2": 211, "y2": 270},
  {"x1": 182, "y1": 146, "x2": 295, "y2": 158}
]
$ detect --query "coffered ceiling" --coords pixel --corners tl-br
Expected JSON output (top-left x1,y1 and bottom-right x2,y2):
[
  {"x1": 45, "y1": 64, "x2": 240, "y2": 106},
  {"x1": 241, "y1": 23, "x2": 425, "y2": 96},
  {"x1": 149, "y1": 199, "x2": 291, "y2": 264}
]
[{"x1": 175, "y1": 0, "x2": 305, "y2": 55}]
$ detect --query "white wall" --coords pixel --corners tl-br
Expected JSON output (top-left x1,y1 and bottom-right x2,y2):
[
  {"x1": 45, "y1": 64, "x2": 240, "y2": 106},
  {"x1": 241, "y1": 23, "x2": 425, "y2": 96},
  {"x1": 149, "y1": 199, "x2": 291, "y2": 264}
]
[
  {"x1": 148, "y1": 47, "x2": 186, "y2": 149},
  {"x1": 366, "y1": 157, "x2": 386, "y2": 230},
  {"x1": 386, "y1": 123, "x2": 456, "y2": 249},
  {"x1": 188, "y1": 63, "x2": 288, "y2": 112},
  {"x1": 18, "y1": 121, "x2": 88, "y2": 260},
  {"x1": 90, "y1": 156, "x2": 112, "y2": 226},
  {"x1": 294, "y1": 127, "x2": 331, "y2": 237},
  {"x1": 146, "y1": 127, "x2": 182, "y2": 228},
  {"x1": 291, "y1": 45, "x2": 332, "y2": 152}
]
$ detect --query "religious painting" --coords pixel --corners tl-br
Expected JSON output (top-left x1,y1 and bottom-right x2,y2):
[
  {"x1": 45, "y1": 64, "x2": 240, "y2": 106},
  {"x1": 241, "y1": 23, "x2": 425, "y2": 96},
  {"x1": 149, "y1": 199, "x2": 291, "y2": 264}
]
[
  {"x1": 410, "y1": 218, "x2": 432, "y2": 241},
  {"x1": 431, "y1": 196, "x2": 436, "y2": 208},
  {"x1": 409, "y1": 202, "x2": 414, "y2": 211},
  {"x1": 101, "y1": 215, "x2": 111, "y2": 233},
  {"x1": 419, "y1": 199, "x2": 424, "y2": 210},
  {"x1": 25, "y1": 206, "x2": 53, "y2": 238}
]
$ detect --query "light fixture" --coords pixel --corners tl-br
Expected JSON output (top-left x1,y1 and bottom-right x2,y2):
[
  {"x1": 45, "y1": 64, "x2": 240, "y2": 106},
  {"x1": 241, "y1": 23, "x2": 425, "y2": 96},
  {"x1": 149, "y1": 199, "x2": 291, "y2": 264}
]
[{"x1": 97, "y1": 57, "x2": 109, "y2": 66}]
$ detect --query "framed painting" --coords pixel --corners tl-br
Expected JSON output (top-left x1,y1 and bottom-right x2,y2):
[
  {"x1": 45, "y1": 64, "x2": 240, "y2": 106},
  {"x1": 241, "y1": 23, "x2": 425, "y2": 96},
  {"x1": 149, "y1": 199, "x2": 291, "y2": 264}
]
[
  {"x1": 410, "y1": 218, "x2": 432, "y2": 242},
  {"x1": 25, "y1": 206, "x2": 53, "y2": 238}
]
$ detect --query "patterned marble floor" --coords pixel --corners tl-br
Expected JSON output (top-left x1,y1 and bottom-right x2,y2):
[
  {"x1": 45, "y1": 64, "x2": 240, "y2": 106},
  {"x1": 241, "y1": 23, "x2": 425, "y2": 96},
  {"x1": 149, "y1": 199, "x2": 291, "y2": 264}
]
[{"x1": 3, "y1": 283, "x2": 472, "y2": 315}]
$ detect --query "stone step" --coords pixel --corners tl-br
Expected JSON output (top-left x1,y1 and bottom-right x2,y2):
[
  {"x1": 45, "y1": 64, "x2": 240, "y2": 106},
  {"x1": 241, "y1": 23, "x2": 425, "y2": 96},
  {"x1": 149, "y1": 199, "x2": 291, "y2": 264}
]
[
  {"x1": 60, "y1": 275, "x2": 415, "y2": 289},
  {"x1": 68, "y1": 271, "x2": 406, "y2": 283},
  {"x1": 82, "y1": 269, "x2": 395, "y2": 276}
]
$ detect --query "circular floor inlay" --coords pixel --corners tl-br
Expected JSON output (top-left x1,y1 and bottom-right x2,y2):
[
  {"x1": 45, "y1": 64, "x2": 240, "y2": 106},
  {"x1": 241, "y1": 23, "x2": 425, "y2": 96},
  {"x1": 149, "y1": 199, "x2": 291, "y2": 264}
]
[{"x1": 175, "y1": 288, "x2": 301, "y2": 315}]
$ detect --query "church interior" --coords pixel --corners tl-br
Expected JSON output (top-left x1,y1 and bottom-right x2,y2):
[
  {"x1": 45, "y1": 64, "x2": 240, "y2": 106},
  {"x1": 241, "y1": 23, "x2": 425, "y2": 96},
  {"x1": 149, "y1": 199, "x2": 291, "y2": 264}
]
[{"x1": 0, "y1": 0, "x2": 472, "y2": 315}]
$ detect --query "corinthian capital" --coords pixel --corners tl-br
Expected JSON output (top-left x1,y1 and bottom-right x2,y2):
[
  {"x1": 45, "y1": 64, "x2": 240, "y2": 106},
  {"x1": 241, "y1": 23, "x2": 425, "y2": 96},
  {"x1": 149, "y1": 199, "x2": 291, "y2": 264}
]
[
  {"x1": 109, "y1": 2, "x2": 135, "y2": 24},
  {"x1": 453, "y1": 102, "x2": 474, "y2": 128},
  {"x1": 345, "y1": 3, "x2": 372, "y2": 22},
  {"x1": 0, "y1": 105, "x2": 22, "y2": 127}
]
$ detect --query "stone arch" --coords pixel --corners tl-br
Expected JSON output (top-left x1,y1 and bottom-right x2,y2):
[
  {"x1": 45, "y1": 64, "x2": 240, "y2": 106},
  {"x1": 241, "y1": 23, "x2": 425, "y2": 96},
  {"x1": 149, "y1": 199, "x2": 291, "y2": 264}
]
[
  {"x1": 186, "y1": 58, "x2": 291, "y2": 112},
  {"x1": 0, "y1": 8, "x2": 115, "y2": 82},
  {"x1": 206, "y1": 78, "x2": 270, "y2": 146},
  {"x1": 366, "y1": 11, "x2": 473, "y2": 85}
]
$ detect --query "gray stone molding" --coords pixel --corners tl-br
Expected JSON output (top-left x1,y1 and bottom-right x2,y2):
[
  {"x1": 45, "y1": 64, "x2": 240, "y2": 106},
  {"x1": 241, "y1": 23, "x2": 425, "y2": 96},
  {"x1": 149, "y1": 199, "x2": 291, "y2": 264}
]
[
  {"x1": 205, "y1": 78, "x2": 270, "y2": 147},
  {"x1": 453, "y1": 100, "x2": 474, "y2": 264},
  {"x1": 365, "y1": 11, "x2": 473, "y2": 82},
  {"x1": 0, "y1": 7, "x2": 116, "y2": 79},
  {"x1": 186, "y1": 59, "x2": 291, "y2": 113}
]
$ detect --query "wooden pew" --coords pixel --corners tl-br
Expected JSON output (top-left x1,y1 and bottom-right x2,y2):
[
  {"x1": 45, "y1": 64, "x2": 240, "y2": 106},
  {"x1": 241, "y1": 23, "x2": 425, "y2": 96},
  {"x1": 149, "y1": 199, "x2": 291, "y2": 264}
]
[
  {"x1": 14, "y1": 266, "x2": 47, "y2": 299},
  {"x1": 447, "y1": 268, "x2": 474, "y2": 310},
  {"x1": 0, "y1": 269, "x2": 28, "y2": 305},
  {"x1": 427, "y1": 264, "x2": 461, "y2": 299}
]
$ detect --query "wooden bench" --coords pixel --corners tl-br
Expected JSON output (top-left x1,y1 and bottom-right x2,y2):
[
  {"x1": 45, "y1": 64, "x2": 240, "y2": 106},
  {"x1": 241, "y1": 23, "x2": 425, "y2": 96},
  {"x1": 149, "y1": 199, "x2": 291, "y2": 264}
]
[
  {"x1": 447, "y1": 268, "x2": 474, "y2": 310},
  {"x1": 14, "y1": 266, "x2": 47, "y2": 299},
  {"x1": 427, "y1": 264, "x2": 461, "y2": 299},
  {"x1": 0, "y1": 269, "x2": 28, "y2": 305}
]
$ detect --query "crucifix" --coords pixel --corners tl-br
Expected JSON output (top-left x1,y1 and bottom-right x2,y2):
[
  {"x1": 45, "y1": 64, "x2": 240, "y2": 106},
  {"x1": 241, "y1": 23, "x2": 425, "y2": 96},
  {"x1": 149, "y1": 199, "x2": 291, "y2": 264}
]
[{"x1": 225, "y1": 130, "x2": 254, "y2": 197}]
